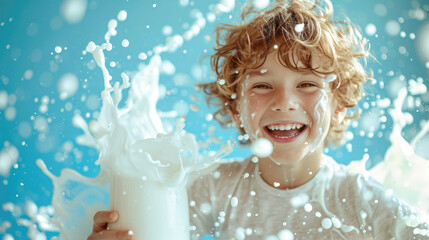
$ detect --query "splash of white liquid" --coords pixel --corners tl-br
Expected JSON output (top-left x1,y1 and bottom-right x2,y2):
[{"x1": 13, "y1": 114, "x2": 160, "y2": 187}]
[
  {"x1": 348, "y1": 88, "x2": 429, "y2": 212},
  {"x1": 38, "y1": 15, "x2": 232, "y2": 240}
]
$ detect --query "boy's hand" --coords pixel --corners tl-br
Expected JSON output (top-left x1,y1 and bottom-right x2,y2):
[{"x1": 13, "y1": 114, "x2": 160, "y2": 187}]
[{"x1": 87, "y1": 210, "x2": 134, "y2": 240}]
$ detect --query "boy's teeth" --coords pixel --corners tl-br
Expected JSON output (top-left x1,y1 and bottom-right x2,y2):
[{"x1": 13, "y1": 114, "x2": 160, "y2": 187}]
[{"x1": 267, "y1": 123, "x2": 303, "y2": 131}]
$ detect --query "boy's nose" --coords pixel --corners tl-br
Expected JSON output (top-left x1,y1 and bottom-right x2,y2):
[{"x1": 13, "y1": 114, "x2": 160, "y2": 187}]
[{"x1": 270, "y1": 92, "x2": 299, "y2": 112}]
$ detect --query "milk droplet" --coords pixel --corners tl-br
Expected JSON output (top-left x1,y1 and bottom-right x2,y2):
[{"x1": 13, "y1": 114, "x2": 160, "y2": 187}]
[
  {"x1": 58, "y1": 73, "x2": 79, "y2": 100},
  {"x1": 304, "y1": 203, "x2": 312, "y2": 212},
  {"x1": 117, "y1": 10, "x2": 127, "y2": 21},
  {"x1": 321, "y1": 218, "x2": 332, "y2": 229},
  {"x1": 252, "y1": 0, "x2": 270, "y2": 9},
  {"x1": 61, "y1": 0, "x2": 87, "y2": 24},
  {"x1": 365, "y1": 23, "x2": 377, "y2": 36},
  {"x1": 294, "y1": 23, "x2": 304, "y2": 33},
  {"x1": 86, "y1": 41, "x2": 96, "y2": 53},
  {"x1": 331, "y1": 216, "x2": 341, "y2": 228},
  {"x1": 326, "y1": 74, "x2": 337, "y2": 82},
  {"x1": 54, "y1": 46, "x2": 62, "y2": 53},
  {"x1": 138, "y1": 52, "x2": 148, "y2": 60},
  {"x1": 278, "y1": 229, "x2": 294, "y2": 240},
  {"x1": 251, "y1": 138, "x2": 273, "y2": 157},
  {"x1": 122, "y1": 39, "x2": 129, "y2": 47},
  {"x1": 231, "y1": 197, "x2": 238, "y2": 207}
]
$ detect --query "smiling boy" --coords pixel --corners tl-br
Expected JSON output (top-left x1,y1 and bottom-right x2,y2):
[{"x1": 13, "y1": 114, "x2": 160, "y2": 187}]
[{"x1": 187, "y1": 0, "x2": 429, "y2": 239}]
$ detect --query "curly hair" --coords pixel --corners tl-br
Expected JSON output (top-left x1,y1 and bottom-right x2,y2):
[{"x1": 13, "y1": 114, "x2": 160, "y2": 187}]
[{"x1": 200, "y1": 0, "x2": 371, "y2": 146}]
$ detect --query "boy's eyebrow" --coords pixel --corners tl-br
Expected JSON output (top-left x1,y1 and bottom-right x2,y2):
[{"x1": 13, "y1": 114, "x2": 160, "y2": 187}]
[{"x1": 246, "y1": 69, "x2": 271, "y2": 77}]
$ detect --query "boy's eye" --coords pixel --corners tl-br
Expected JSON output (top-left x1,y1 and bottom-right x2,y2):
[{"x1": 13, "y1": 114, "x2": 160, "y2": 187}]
[
  {"x1": 253, "y1": 84, "x2": 271, "y2": 89},
  {"x1": 299, "y1": 82, "x2": 316, "y2": 88}
]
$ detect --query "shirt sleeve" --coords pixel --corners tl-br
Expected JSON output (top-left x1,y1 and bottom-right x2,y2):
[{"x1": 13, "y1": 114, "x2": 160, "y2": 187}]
[{"x1": 355, "y1": 174, "x2": 429, "y2": 239}]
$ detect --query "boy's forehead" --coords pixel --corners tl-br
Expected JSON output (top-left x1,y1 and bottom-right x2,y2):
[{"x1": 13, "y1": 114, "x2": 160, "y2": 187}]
[{"x1": 244, "y1": 51, "x2": 327, "y2": 78}]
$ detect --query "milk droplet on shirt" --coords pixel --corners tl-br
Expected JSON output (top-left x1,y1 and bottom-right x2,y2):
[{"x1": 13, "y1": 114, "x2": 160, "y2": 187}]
[
  {"x1": 278, "y1": 229, "x2": 294, "y2": 240},
  {"x1": 304, "y1": 203, "x2": 312, "y2": 212},
  {"x1": 294, "y1": 23, "x2": 304, "y2": 33},
  {"x1": 251, "y1": 138, "x2": 273, "y2": 157},
  {"x1": 331, "y1": 216, "x2": 341, "y2": 228},
  {"x1": 231, "y1": 197, "x2": 238, "y2": 207},
  {"x1": 321, "y1": 218, "x2": 332, "y2": 229}
]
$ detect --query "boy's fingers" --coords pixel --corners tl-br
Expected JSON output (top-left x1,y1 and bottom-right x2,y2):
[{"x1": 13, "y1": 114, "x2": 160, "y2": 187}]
[
  {"x1": 93, "y1": 211, "x2": 119, "y2": 232},
  {"x1": 88, "y1": 230, "x2": 134, "y2": 240}
]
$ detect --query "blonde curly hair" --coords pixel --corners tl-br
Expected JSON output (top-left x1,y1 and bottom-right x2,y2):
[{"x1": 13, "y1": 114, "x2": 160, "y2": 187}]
[{"x1": 200, "y1": 0, "x2": 371, "y2": 146}]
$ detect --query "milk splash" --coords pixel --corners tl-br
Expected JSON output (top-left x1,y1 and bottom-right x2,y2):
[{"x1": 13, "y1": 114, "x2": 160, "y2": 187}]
[
  {"x1": 348, "y1": 88, "x2": 429, "y2": 212},
  {"x1": 37, "y1": 12, "x2": 232, "y2": 240}
]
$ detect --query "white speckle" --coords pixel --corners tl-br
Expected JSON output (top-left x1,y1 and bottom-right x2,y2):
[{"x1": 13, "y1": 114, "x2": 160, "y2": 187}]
[
  {"x1": 365, "y1": 23, "x2": 377, "y2": 36},
  {"x1": 331, "y1": 217, "x2": 341, "y2": 228},
  {"x1": 162, "y1": 25, "x2": 173, "y2": 35},
  {"x1": 278, "y1": 229, "x2": 294, "y2": 240},
  {"x1": 122, "y1": 39, "x2": 129, "y2": 47},
  {"x1": 251, "y1": 138, "x2": 273, "y2": 157},
  {"x1": 294, "y1": 23, "x2": 305, "y2": 33},
  {"x1": 385, "y1": 20, "x2": 401, "y2": 36},
  {"x1": 61, "y1": 0, "x2": 88, "y2": 24},
  {"x1": 315, "y1": 212, "x2": 322, "y2": 217},
  {"x1": 231, "y1": 93, "x2": 237, "y2": 99},
  {"x1": 325, "y1": 74, "x2": 337, "y2": 82},
  {"x1": 290, "y1": 193, "x2": 309, "y2": 207},
  {"x1": 58, "y1": 73, "x2": 79, "y2": 100},
  {"x1": 138, "y1": 52, "x2": 148, "y2": 60},
  {"x1": 234, "y1": 228, "x2": 245, "y2": 240},
  {"x1": 86, "y1": 41, "x2": 96, "y2": 52},
  {"x1": 109, "y1": 61, "x2": 116, "y2": 67},
  {"x1": 260, "y1": 69, "x2": 268, "y2": 74},
  {"x1": 321, "y1": 218, "x2": 332, "y2": 229},
  {"x1": 250, "y1": 191, "x2": 256, "y2": 196},
  {"x1": 54, "y1": 46, "x2": 62, "y2": 53},
  {"x1": 218, "y1": 79, "x2": 226, "y2": 85},
  {"x1": 273, "y1": 44, "x2": 278, "y2": 49},
  {"x1": 385, "y1": 189, "x2": 393, "y2": 197},
  {"x1": 128, "y1": 230, "x2": 134, "y2": 235},
  {"x1": 251, "y1": 156, "x2": 259, "y2": 163},
  {"x1": 304, "y1": 203, "x2": 312, "y2": 212},
  {"x1": 273, "y1": 182, "x2": 280, "y2": 187},
  {"x1": 200, "y1": 203, "x2": 212, "y2": 214},
  {"x1": 117, "y1": 10, "x2": 127, "y2": 21},
  {"x1": 252, "y1": 0, "x2": 270, "y2": 9},
  {"x1": 231, "y1": 197, "x2": 238, "y2": 207}
]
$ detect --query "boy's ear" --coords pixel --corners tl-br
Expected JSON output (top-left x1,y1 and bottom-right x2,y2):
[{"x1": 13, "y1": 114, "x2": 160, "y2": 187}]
[
  {"x1": 229, "y1": 100, "x2": 242, "y2": 127},
  {"x1": 331, "y1": 105, "x2": 347, "y2": 126}
]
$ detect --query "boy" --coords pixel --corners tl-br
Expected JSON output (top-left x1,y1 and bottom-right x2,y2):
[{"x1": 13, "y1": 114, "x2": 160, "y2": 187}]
[{"x1": 88, "y1": 0, "x2": 429, "y2": 239}]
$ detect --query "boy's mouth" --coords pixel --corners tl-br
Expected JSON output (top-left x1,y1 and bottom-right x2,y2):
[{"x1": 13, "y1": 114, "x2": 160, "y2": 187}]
[{"x1": 265, "y1": 123, "x2": 306, "y2": 139}]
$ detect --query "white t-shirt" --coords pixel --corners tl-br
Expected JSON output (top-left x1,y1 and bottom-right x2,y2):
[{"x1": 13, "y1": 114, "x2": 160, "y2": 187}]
[{"x1": 187, "y1": 155, "x2": 429, "y2": 240}]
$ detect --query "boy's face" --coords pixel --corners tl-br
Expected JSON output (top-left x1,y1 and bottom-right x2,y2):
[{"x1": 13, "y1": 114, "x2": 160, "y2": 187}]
[{"x1": 233, "y1": 51, "x2": 345, "y2": 165}]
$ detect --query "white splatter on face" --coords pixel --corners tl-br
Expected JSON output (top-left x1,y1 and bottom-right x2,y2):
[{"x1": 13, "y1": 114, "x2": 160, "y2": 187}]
[{"x1": 233, "y1": 51, "x2": 340, "y2": 165}]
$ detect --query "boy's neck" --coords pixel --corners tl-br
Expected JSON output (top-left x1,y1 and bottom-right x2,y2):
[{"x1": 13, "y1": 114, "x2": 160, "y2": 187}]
[{"x1": 257, "y1": 150, "x2": 324, "y2": 190}]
